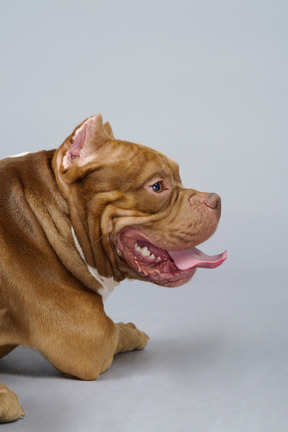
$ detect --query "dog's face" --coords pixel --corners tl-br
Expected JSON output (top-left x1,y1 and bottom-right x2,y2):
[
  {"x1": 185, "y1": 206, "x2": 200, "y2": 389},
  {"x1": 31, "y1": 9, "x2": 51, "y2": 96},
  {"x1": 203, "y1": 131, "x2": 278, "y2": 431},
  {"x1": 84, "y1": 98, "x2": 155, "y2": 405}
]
[{"x1": 53, "y1": 115, "x2": 226, "y2": 287}]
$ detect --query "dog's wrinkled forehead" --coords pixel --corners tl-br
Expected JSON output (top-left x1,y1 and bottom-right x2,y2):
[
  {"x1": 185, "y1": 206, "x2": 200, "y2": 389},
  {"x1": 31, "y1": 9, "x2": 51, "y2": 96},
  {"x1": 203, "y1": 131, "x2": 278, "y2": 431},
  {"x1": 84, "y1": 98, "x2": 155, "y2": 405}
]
[{"x1": 107, "y1": 140, "x2": 182, "y2": 185}]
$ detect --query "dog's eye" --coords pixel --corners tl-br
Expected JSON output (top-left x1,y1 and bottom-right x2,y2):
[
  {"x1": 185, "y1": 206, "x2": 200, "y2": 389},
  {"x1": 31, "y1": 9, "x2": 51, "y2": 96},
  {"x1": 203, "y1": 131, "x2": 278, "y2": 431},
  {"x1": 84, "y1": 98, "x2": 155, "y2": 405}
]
[{"x1": 151, "y1": 182, "x2": 163, "y2": 193}]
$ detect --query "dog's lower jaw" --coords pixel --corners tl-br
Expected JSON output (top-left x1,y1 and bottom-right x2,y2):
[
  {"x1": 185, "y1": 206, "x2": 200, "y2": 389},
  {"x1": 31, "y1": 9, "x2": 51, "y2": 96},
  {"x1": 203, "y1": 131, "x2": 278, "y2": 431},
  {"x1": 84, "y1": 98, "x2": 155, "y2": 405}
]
[{"x1": 143, "y1": 268, "x2": 197, "y2": 288}]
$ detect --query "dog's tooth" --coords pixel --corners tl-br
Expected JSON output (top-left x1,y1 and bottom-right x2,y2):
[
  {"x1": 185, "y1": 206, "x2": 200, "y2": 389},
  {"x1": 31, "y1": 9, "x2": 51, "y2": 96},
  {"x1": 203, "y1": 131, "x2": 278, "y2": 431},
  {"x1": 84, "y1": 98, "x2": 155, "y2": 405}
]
[
  {"x1": 150, "y1": 254, "x2": 155, "y2": 260},
  {"x1": 142, "y1": 247, "x2": 150, "y2": 257},
  {"x1": 157, "y1": 256, "x2": 161, "y2": 261},
  {"x1": 135, "y1": 244, "x2": 151, "y2": 258},
  {"x1": 135, "y1": 245, "x2": 146, "y2": 255}
]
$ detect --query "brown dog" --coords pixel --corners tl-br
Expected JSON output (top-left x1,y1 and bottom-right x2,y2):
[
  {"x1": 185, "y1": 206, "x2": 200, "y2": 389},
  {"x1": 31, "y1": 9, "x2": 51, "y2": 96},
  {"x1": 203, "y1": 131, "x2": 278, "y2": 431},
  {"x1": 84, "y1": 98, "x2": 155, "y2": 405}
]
[{"x1": 0, "y1": 114, "x2": 226, "y2": 422}]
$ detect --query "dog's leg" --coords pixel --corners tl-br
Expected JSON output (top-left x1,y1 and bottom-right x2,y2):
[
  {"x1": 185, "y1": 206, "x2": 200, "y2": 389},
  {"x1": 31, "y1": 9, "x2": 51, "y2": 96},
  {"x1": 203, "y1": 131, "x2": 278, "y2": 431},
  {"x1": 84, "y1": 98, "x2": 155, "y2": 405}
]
[
  {"x1": 0, "y1": 383, "x2": 25, "y2": 423},
  {"x1": 97, "y1": 323, "x2": 149, "y2": 375},
  {"x1": 39, "y1": 321, "x2": 148, "y2": 379},
  {"x1": 114, "y1": 322, "x2": 149, "y2": 355}
]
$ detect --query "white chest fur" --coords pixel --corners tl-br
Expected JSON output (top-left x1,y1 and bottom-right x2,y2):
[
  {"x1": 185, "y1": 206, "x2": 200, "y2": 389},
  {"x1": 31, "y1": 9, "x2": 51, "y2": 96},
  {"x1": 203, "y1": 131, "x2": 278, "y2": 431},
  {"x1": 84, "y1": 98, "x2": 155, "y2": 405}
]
[{"x1": 71, "y1": 228, "x2": 119, "y2": 301}]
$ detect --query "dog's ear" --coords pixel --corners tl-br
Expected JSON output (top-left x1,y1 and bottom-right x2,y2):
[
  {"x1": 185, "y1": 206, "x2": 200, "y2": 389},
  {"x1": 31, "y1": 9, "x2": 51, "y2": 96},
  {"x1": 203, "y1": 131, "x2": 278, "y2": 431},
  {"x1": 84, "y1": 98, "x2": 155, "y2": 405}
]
[
  {"x1": 61, "y1": 114, "x2": 110, "y2": 170},
  {"x1": 53, "y1": 114, "x2": 114, "y2": 186},
  {"x1": 103, "y1": 122, "x2": 114, "y2": 138}
]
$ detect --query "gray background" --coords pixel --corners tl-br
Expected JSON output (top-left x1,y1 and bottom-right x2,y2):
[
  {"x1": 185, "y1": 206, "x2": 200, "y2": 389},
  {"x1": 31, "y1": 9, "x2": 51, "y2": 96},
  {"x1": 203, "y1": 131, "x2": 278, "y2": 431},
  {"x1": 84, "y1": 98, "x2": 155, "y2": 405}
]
[{"x1": 0, "y1": 0, "x2": 287, "y2": 431}]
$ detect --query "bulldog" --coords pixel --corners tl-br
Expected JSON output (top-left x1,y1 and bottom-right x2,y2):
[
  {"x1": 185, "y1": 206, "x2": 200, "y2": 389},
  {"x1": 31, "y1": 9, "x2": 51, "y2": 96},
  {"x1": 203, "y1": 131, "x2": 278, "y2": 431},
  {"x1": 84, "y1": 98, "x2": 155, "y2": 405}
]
[{"x1": 0, "y1": 114, "x2": 226, "y2": 422}]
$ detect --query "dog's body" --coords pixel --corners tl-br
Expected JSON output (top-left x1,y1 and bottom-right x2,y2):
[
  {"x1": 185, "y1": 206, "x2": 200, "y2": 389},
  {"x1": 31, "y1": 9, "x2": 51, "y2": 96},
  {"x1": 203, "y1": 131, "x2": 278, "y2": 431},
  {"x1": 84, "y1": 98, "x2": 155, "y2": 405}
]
[{"x1": 0, "y1": 115, "x2": 226, "y2": 422}]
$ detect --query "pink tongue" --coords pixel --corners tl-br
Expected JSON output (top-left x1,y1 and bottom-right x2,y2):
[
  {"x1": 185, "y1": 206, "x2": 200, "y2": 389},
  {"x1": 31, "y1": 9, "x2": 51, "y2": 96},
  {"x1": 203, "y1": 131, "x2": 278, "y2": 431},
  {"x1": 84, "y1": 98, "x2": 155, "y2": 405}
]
[{"x1": 168, "y1": 248, "x2": 227, "y2": 270}]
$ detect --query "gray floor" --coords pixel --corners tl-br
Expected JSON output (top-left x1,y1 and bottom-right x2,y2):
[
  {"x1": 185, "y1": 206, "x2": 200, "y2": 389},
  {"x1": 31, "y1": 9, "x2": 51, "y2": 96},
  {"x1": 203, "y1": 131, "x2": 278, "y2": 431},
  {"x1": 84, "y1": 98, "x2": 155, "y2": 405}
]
[{"x1": 1, "y1": 271, "x2": 287, "y2": 432}]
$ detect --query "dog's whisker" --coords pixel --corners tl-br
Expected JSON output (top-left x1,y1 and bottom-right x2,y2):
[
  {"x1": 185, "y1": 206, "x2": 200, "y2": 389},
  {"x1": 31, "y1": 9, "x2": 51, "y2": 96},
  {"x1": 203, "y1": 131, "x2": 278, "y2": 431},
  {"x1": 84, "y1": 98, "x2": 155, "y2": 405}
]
[{"x1": 91, "y1": 235, "x2": 105, "y2": 246}]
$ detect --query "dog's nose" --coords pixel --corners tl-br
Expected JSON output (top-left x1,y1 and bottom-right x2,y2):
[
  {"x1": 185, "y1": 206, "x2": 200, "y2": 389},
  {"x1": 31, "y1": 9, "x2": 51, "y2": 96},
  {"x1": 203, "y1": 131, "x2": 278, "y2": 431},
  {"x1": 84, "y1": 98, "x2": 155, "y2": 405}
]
[
  {"x1": 205, "y1": 193, "x2": 221, "y2": 210},
  {"x1": 190, "y1": 192, "x2": 221, "y2": 211}
]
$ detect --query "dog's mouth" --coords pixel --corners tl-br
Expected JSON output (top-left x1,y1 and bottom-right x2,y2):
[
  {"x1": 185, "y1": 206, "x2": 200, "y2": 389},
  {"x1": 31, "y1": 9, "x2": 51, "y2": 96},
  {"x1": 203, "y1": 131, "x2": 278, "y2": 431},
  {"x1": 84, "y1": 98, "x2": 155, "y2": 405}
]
[{"x1": 117, "y1": 230, "x2": 227, "y2": 287}]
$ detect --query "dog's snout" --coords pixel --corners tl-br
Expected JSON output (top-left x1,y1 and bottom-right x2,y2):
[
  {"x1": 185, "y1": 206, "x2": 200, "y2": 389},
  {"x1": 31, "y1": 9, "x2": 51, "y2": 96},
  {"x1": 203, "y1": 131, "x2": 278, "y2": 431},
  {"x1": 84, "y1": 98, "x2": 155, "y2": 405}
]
[{"x1": 205, "y1": 193, "x2": 221, "y2": 210}]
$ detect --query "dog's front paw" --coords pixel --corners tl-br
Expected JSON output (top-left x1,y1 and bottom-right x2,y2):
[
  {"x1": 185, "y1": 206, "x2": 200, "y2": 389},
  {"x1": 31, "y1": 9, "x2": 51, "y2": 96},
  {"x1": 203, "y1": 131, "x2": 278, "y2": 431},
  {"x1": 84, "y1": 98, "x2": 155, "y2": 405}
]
[
  {"x1": 115, "y1": 322, "x2": 149, "y2": 354},
  {"x1": 0, "y1": 383, "x2": 25, "y2": 423}
]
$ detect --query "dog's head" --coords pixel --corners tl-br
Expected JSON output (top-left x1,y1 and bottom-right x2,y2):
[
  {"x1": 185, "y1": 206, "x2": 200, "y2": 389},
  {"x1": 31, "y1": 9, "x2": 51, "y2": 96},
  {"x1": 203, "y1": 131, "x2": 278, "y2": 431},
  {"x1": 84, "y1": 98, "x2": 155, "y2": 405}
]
[{"x1": 53, "y1": 115, "x2": 226, "y2": 288}]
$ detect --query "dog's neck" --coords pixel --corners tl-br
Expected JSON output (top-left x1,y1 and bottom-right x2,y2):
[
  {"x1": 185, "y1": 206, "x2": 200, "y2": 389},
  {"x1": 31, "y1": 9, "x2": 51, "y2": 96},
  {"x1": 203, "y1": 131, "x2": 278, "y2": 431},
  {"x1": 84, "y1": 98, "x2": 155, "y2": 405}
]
[{"x1": 71, "y1": 227, "x2": 119, "y2": 301}]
